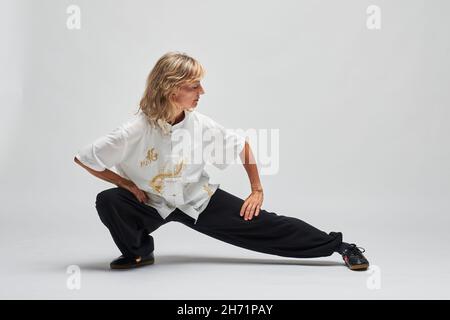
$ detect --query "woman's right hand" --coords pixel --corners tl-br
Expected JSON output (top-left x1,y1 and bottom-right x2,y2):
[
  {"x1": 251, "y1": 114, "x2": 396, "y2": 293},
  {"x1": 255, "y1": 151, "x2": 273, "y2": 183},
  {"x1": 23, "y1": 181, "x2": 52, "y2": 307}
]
[{"x1": 119, "y1": 179, "x2": 150, "y2": 203}]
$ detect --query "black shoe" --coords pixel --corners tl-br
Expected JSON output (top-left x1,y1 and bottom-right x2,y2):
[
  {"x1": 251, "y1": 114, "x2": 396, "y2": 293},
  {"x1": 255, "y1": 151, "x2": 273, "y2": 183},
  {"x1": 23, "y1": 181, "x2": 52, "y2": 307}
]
[
  {"x1": 110, "y1": 252, "x2": 155, "y2": 270},
  {"x1": 341, "y1": 244, "x2": 369, "y2": 271}
]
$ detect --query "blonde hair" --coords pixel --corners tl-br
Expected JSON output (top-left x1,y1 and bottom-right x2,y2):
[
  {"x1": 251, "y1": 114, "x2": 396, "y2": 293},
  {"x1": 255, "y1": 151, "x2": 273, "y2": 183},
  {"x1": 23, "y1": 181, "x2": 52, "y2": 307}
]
[{"x1": 135, "y1": 51, "x2": 205, "y2": 134}]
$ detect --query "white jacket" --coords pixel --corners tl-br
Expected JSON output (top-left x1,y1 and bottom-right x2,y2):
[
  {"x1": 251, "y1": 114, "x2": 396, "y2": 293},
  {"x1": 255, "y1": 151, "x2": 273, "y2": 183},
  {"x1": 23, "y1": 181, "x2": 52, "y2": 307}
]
[{"x1": 75, "y1": 109, "x2": 246, "y2": 223}]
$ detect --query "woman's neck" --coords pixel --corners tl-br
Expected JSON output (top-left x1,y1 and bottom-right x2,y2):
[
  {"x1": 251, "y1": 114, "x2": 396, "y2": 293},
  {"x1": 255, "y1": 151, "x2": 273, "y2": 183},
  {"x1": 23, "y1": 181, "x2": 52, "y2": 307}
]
[{"x1": 169, "y1": 110, "x2": 185, "y2": 125}]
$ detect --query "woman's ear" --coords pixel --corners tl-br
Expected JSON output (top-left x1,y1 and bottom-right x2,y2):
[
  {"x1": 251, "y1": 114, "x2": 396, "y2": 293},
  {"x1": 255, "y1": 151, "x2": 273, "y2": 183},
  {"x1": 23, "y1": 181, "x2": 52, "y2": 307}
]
[{"x1": 170, "y1": 88, "x2": 179, "y2": 101}]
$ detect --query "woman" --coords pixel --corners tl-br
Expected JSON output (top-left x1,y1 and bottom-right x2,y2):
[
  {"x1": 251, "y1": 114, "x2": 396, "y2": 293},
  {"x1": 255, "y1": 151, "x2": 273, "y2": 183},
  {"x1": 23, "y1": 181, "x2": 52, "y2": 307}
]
[{"x1": 74, "y1": 51, "x2": 369, "y2": 271}]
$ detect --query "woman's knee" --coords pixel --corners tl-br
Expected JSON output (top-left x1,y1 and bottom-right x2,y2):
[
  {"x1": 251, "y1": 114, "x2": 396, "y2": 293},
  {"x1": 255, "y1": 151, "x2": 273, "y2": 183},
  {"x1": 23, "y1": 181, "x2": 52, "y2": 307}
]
[{"x1": 95, "y1": 188, "x2": 121, "y2": 208}]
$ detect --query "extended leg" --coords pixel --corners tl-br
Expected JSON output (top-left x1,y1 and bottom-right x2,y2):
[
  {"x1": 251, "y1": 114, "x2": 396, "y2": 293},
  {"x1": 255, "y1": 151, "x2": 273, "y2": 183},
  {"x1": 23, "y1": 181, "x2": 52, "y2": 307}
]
[{"x1": 176, "y1": 188, "x2": 343, "y2": 259}]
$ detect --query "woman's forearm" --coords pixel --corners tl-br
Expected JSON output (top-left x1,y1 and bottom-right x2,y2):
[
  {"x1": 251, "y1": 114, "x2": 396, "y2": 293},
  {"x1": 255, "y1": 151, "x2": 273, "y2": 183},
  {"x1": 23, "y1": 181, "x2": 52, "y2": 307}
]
[
  {"x1": 74, "y1": 157, "x2": 127, "y2": 187},
  {"x1": 240, "y1": 142, "x2": 263, "y2": 191}
]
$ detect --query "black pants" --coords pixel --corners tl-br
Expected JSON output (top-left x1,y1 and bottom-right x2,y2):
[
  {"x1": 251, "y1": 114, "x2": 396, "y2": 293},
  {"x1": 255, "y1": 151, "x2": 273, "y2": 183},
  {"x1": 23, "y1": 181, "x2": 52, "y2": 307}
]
[{"x1": 95, "y1": 187, "x2": 343, "y2": 259}]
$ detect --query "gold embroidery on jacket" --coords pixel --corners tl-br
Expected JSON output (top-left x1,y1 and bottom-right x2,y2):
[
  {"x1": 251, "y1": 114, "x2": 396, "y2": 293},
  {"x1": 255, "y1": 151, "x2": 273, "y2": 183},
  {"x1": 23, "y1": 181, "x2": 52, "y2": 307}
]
[
  {"x1": 203, "y1": 183, "x2": 213, "y2": 197},
  {"x1": 149, "y1": 159, "x2": 185, "y2": 194},
  {"x1": 140, "y1": 148, "x2": 158, "y2": 167}
]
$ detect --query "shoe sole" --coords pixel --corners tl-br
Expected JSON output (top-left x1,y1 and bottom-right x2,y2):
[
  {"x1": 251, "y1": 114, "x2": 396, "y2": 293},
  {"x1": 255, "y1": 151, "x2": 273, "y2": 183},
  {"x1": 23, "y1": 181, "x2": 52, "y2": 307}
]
[
  {"x1": 348, "y1": 263, "x2": 369, "y2": 271},
  {"x1": 110, "y1": 258, "x2": 155, "y2": 270}
]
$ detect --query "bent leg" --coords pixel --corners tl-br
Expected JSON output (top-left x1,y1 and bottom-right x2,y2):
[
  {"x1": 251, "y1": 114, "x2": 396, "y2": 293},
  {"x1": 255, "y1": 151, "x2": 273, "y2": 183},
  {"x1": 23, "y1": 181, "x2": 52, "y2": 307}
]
[
  {"x1": 178, "y1": 188, "x2": 343, "y2": 258},
  {"x1": 95, "y1": 187, "x2": 166, "y2": 258}
]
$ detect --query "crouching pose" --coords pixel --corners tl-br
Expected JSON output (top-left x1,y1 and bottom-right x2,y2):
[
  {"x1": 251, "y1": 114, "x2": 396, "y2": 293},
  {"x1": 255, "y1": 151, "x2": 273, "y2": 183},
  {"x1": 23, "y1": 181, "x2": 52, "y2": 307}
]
[{"x1": 74, "y1": 51, "x2": 370, "y2": 271}]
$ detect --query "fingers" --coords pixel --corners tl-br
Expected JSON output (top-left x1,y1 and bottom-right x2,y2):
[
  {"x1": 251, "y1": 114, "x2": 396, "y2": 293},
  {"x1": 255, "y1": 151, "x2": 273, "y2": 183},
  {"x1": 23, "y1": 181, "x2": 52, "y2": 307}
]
[
  {"x1": 239, "y1": 202, "x2": 247, "y2": 217},
  {"x1": 254, "y1": 204, "x2": 261, "y2": 217},
  {"x1": 126, "y1": 183, "x2": 149, "y2": 203},
  {"x1": 134, "y1": 188, "x2": 148, "y2": 203},
  {"x1": 241, "y1": 200, "x2": 261, "y2": 221},
  {"x1": 141, "y1": 191, "x2": 149, "y2": 203},
  {"x1": 240, "y1": 201, "x2": 250, "y2": 219},
  {"x1": 244, "y1": 191, "x2": 264, "y2": 220},
  {"x1": 245, "y1": 202, "x2": 256, "y2": 220}
]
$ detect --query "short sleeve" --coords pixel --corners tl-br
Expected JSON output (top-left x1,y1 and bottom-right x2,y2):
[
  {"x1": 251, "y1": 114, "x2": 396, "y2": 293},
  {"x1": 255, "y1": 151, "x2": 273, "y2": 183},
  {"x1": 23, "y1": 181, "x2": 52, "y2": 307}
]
[
  {"x1": 75, "y1": 126, "x2": 128, "y2": 171},
  {"x1": 201, "y1": 115, "x2": 246, "y2": 170}
]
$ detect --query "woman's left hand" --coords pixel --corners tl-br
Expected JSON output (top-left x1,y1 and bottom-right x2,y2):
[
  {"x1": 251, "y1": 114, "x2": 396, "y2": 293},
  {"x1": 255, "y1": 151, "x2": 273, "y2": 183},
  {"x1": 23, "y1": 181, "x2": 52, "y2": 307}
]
[{"x1": 240, "y1": 189, "x2": 264, "y2": 221}]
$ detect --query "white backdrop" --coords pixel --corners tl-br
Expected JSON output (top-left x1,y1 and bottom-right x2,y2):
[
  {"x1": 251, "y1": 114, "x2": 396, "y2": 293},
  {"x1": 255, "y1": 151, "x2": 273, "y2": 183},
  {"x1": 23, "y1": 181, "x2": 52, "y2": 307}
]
[{"x1": 1, "y1": 0, "x2": 449, "y2": 299}]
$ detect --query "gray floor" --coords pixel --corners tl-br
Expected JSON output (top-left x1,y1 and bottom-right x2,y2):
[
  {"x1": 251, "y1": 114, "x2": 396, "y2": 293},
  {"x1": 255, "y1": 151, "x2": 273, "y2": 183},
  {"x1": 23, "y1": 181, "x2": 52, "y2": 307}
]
[{"x1": 1, "y1": 212, "x2": 449, "y2": 300}]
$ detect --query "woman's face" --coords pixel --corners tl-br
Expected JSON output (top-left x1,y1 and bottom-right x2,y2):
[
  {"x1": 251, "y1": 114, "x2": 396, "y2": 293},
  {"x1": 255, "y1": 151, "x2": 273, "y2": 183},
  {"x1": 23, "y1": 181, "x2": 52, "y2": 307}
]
[{"x1": 172, "y1": 81, "x2": 205, "y2": 109}]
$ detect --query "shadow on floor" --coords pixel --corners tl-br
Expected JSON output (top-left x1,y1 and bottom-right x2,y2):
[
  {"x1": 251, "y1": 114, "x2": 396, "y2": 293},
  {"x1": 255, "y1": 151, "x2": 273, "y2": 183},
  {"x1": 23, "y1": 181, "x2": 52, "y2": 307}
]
[{"x1": 74, "y1": 254, "x2": 345, "y2": 271}]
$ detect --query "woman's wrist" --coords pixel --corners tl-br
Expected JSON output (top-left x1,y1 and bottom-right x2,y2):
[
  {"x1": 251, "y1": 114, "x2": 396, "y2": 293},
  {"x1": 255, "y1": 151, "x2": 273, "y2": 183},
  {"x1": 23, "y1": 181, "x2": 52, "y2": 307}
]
[{"x1": 251, "y1": 184, "x2": 263, "y2": 192}]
